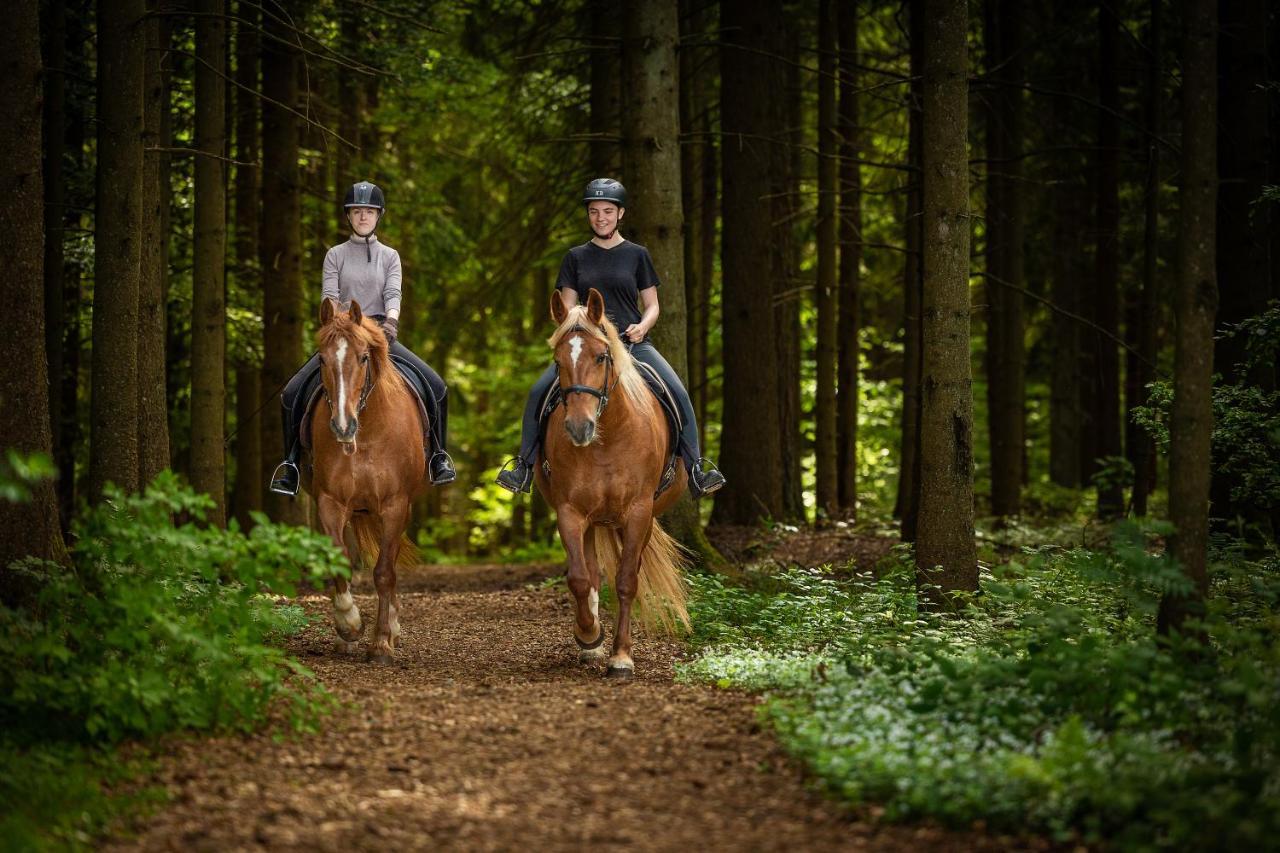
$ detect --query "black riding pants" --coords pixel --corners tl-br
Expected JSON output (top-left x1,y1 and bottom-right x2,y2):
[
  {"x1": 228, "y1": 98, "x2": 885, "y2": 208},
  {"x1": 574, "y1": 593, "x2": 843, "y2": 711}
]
[{"x1": 515, "y1": 341, "x2": 701, "y2": 467}]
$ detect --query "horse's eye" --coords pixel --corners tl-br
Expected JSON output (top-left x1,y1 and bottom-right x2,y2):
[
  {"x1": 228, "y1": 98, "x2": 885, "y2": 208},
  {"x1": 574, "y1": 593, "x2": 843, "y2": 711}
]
[
  {"x1": 595, "y1": 353, "x2": 608, "y2": 364},
  {"x1": 360, "y1": 353, "x2": 370, "y2": 364}
]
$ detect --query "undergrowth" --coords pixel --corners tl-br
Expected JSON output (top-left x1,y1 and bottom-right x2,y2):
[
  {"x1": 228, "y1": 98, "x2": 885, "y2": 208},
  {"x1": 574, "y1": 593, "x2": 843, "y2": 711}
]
[
  {"x1": 678, "y1": 522, "x2": 1280, "y2": 850},
  {"x1": 0, "y1": 471, "x2": 349, "y2": 850}
]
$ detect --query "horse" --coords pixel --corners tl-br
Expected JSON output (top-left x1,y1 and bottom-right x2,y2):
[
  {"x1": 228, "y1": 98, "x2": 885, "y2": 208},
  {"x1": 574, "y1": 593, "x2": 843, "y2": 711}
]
[
  {"x1": 303, "y1": 298, "x2": 427, "y2": 664},
  {"x1": 536, "y1": 287, "x2": 691, "y2": 680}
]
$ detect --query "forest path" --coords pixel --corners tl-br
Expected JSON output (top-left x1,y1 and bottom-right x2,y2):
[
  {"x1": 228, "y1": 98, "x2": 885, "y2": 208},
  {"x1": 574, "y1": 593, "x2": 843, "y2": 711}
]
[{"x1": 108, "y1": 562, "x2": 1018, "y2": 852}]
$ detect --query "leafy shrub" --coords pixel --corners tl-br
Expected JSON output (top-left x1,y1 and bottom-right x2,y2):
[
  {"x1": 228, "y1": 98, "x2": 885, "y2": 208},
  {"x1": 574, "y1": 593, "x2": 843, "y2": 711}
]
[{"x1": 679, "y1": 526, "x2": 1280, "y2": 849}]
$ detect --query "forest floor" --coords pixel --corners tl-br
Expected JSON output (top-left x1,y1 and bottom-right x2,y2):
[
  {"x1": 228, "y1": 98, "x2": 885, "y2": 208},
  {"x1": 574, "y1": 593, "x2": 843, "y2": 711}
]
[{"x1": 105, "y1": 560, "x2": 1032, "y2": 852}]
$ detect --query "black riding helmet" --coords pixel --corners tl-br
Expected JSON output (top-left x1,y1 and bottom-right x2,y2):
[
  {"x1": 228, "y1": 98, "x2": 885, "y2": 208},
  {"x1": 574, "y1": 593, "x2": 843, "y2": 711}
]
[
  {"x1": 344, "y1": 181, "x2": 385, "y2": 260},
  {"x1": 582, "y1": 178, "x2": 627, "y2": 208}
]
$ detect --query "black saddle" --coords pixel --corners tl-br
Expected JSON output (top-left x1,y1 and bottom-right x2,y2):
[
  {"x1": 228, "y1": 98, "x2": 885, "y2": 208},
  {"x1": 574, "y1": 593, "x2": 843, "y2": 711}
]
[
  {"x1": 298, "y1": 359, "x2": 431, "y2": 451},
  {"x1": 537, "y1": 362, "x2": 683, "y2": 498}
]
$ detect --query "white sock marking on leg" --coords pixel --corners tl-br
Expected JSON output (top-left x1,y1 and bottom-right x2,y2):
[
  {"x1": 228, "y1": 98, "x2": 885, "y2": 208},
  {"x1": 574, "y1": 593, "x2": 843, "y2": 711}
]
[{"x1": 589, "y1": 587, "x2": 599, "y2": 621}]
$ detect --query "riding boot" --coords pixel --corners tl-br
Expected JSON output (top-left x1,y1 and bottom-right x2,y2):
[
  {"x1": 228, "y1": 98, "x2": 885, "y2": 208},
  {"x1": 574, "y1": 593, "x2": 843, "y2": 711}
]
[
  {"x1": 496, "y1": 456, "x2": 534, "y2": 494},
  {"x1": 688, "y1": 458, "x2": 726, "y2": 499},
  {"x1": 428, "y1": 392, "x2": 456, "y2": 485},
  {"x1": 270, "y1": 405, "x2": 303, "y2": 496}
]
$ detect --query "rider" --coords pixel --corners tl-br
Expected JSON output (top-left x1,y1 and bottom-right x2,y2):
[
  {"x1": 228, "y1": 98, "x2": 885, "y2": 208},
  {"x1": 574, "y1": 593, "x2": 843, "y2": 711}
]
[
  {"x1": 495, "y1": 178, "x2": 726, "y2": 499},
  {"x1": 269, "y1": 180, "x2": 457, "y2": 495}
]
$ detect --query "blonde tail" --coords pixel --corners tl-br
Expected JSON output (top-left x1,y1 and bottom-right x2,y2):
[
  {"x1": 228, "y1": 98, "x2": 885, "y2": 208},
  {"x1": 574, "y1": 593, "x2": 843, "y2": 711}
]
[
  {"x1": 350, "y1": 515, "x2": 420, "y2": 574},
  {"x1": 590, "y1": 521, "x2": 690, "y2": 637}
]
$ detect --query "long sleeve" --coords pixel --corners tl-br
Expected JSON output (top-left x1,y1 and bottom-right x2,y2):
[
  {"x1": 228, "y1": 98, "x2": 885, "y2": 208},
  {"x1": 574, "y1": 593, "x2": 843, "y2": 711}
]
[
  {"x1": 322, "y1": 247, "x2": 341, "y2": 304},
  {"x1": 382, "y1": 248, "x2": 403, "y2": 314}
]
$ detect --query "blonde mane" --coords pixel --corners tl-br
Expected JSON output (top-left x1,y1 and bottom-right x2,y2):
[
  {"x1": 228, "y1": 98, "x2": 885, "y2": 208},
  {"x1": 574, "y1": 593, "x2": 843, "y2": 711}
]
[
  {"x1": 548, "y1": 305, "x2": 653, "y2": 417},
  {"x1": 315, "y1": 311, "x2": 407, "y2": 401}
]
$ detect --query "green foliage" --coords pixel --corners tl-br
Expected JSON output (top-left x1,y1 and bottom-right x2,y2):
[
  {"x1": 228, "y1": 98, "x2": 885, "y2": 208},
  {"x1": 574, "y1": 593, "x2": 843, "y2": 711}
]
[
  {"x1": 679, "y1": 530, "x2": 1280, "y2": 849},
  {"x1": 0, "y1": 449, "x2": 56, "y2": 503},
  {"x1": 0, "y1": 473, "x2": 347, "y2": 848}
]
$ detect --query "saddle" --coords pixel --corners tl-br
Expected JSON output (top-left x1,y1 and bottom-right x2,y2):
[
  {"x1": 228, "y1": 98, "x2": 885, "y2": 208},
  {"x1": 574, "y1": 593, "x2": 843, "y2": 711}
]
[
  {"x1": 298, "y1": 356, "x2": 432, "y2": 453},
  {"x1": 537, "y1": 361, "x2": 683, "y2": 498}
]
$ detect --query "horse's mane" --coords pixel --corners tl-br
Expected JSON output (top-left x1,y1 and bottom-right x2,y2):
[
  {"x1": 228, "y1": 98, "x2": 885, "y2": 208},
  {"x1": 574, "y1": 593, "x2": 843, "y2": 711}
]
[
  {"x1": 548, "y1": 305, "x2": 653, "y2": 417},
  {"x1": 315, "y1": 311, "x2": 406, "y2": 400}
]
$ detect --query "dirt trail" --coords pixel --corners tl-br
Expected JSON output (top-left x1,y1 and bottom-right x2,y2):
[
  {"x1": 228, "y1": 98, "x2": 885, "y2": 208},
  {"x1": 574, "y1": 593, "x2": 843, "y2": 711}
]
[{"x1": 108, "y1": 563, "x2": 1022, "y2": 851}]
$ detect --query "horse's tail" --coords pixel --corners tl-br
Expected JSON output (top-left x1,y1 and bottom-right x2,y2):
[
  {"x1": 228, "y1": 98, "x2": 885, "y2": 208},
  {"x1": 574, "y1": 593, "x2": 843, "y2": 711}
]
[
  {"x1": 591, "y1": 520, "x2": 690, "y2": 638},
  {"x1": 349, "y1": 514, "x2": 420, "y2": 575}
]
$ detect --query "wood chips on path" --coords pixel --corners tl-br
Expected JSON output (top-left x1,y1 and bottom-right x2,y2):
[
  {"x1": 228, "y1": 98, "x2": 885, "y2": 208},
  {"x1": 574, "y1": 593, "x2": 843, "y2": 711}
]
[{"x1": 107, "y1": 562, "x2": 1030, "y2": 852}]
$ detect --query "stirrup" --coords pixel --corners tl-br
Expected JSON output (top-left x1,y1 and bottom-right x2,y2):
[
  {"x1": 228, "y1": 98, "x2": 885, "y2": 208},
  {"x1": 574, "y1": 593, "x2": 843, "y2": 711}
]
[
  {"x1": 496, "y1": 457, "x2": 533, "y2": 494},
  {"x1": 429, "y1": 450, "x2": 457, "y2": 485},
  {"x1": 269, "y1": 461, "x2": 300, "y2": 496},
  {"x1": 690, "y1": 458, "x2": 725, "y2": 498}
]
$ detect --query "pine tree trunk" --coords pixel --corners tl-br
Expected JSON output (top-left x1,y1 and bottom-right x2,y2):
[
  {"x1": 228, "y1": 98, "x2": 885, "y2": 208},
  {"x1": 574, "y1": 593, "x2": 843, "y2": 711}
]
[
  {"x1": 622, "y1": 0, "x2": 723, "y2": 567},
  {"x1": 0, "y1": 0, "x2": 69, "y2": 571},
  {"x1": 982, "y1": 0, "x2": 1025, "y2": 518},
  {"x1": 138, "y1": 1, "x2": 171, "y2": 488},
  {"x1": 1093, "y1": 1, "x2": 1124, "y2": 518},
  {"x1": 1131, "y1": 0, "x2": 1161, "y2": 516},
  {"x1": 712, "y1": 0, "x2": 785, "y2": 525},
  {"x1": 230, "y1": 0, "x2": 261, "y2": 530},
  {"x1": 897, "y1": 0, "x2": 925, "y2": 538},
  {"x1": 588, "y1": 0, "x2": 622, "y2": 176},
  {"x1": 260, "y1": 0, "x2": 304, "y2": 525},
  {"x1": 41, "y1": 0, "x2": 67, "y2": 517},
  {"x1": 679, "y1": 0, "x2": 712, "y2": 453},
  {"x1": 190, "y1": 0, "x2": 227, "y2": 524},
  {"x1": 836, "y1": 1, "x2": 861, "y2": 517},
  {"x1": 813, "y1": 0, "x2": 839, "y2": 520},
  {"x1": 1158, "y1": 0, "x2": 1217, "y2": 635},
  {"x1": 776, "y1": 22, "x2": 804, "y2": 521},
  {"x1": 89, "y1": 0, "x2": 145, "y2": 500},
  {"x1": 915, "y1": 0, "x2": 977, "y2": 608}
]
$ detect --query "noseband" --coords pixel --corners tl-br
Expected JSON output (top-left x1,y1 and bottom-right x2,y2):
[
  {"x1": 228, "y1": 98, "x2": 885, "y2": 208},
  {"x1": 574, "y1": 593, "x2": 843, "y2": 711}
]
[{"x1": 559, "y1": 324, "x2": 617, "y2": 419}]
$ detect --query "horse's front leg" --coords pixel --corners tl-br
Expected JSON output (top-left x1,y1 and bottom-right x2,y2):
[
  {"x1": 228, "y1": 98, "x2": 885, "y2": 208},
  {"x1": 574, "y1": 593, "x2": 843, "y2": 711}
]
[
  {"x1": 369, "y1": 498, "x2": 410, "y2": 665},
  {"x1": 557, "y1": 507, "x2": 604, "y2": 661},
  {"x1": 608, "y1": 503, "x2": 654, "y2": 680},
  {"x1": 318, "y1": 494, "x2": 362, "y2": 653}
]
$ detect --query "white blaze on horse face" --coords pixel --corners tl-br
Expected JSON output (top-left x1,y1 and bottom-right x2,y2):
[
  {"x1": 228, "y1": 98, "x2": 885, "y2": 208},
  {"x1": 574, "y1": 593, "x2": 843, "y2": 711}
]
[
  {"x1": 569, "y1": 335, "x2": 584, "y2": 370},
  {"x1": 335, "y1": 338, "x2": 349, "y2": 432}
]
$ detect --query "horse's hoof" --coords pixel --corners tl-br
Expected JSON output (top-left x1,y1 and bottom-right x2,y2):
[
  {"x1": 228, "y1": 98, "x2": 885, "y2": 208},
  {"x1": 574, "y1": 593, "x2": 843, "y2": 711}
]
[
  {"x1": 368, "y1": 653, "x2": 395, "y2": 666},
  {"x1": 334, "y1": 620, "x2": 365, "y2": 643},
  {"x1": 579, "y1": 646, "x2": 607, "y2": 663},
  {"x1": 333, "y1": 639, "x2": 361, "y2": 656},
  {"x1": 605, "y1": 664, "x2": 634, "y2": 681},
  {"x1": 574, "y1": 623, "x2": 605, "y2": 651}
]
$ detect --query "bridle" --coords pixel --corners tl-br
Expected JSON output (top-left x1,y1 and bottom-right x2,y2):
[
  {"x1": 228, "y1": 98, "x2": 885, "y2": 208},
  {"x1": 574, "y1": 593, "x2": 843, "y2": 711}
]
[
  {"x1": 559, "y1": 323, "x2": 618, "y2": 420},
  {"x1": 320, "y1": 343, "x2": 377, "y2": 418}
]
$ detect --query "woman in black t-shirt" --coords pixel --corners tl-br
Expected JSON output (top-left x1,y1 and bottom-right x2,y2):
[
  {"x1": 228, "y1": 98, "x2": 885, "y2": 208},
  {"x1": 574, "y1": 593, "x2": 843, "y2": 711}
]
[{"x1": 496, "y1": 179, "x2": 725, "y2": 499}]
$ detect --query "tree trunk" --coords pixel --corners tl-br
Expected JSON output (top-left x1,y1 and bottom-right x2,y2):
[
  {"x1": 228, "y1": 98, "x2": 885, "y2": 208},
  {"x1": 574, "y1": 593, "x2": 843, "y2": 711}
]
[
  {"x1": 1131, "y1": 0, "x2": 1161, "y2": 516},
  {"x1": 897, "y1": 0, "x2": 925, "y2": 539},
  {"x1": 230, "y1": 0, "x2": 261, "y2": 530},
  {"x1": 712, "y1": 0, "x2": 785, "y2": 525},
  {"x1": 588, "y1": 0, "x2": 622, "y2": 176},
  {"x1": 1158, "y1": 0, "x2": 1217, "y2": 635},
  {"x1": 190, "y1": 0, "x2": 227, "y2": 525},
  {"x1": 915, "y1": 0, "x2": 977, "y2": 608},
  {"x1": 982, "y1": 0, "x2": 1026, "y2": 518},
  {"x1": 836, "y1": 0, "x2": 861, "y2": 517},
  {"x1": 89, "y1": 0, "x2": 145, "y2": 500},
  {"x1": 260, "y1": 0, "x2": 304, "y2": 525},
  {"x1": 813, "y1": 0, "x2": 839, "y2": 520},
  {"x1": 622, "y1": 0, "x2": 723, "y2": 567},
  {"x1": 41, "y1": 0, "x2": 67, "y2": 516},
  {"x1": 1093, "y1": 0, "x2": 1124, "y2": 518},
  {"x1": 1049, "y1": 135, "x2": 1084, "y2": 489},
  {"x1": 679, "y1": 0, "x2": 712, "y2": 452},
  {"x1": 0, "y1": 0, "x2": 68, "y2": 571},
  {"x1": 138, "y1": 1, "x2": 171, "y2": 488},
  {"x1": 776, "y1": 21, "x2": 804, "y2": 521}
]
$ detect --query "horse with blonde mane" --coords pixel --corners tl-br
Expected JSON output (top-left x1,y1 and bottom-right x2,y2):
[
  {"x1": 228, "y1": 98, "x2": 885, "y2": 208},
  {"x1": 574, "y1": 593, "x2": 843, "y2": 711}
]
[
  {"x1": 305, "y1": 298, "x2": 426, "y2": 663},
  {"x1": 537, "y1": 288, "x2": 690, "y2": 679}
]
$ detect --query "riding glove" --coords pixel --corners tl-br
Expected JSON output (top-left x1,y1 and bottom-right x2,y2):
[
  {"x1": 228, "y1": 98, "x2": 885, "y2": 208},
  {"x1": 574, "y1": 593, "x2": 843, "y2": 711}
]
[{"x1": 381, "y1": 316, "x2": 399, "y2": 345}]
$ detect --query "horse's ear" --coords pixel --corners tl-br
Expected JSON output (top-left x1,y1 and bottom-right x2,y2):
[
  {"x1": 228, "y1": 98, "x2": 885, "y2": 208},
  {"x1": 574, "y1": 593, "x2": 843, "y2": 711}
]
[
  {"x1": 320, "y1": 298, "x2": 336, "y2": 326},
  {"x1": 586, "y1": 288, "x2": 605, "y2": 326},
  {"x1": 550, "y1": 289, "x2": 568, "y2": 325},
  {"x1": 349, "y1": 299, "x2": 363, "y2": 325}
]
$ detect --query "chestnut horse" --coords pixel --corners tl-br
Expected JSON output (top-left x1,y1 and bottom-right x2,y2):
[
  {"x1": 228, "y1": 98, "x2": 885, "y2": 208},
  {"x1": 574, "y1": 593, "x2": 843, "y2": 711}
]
[
  {"x1": 304, "y1": 298, "x2": 426, "y2": 663},
  {"x1": 537, "y1": 288, "x2": 690, "y2": 680}
]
